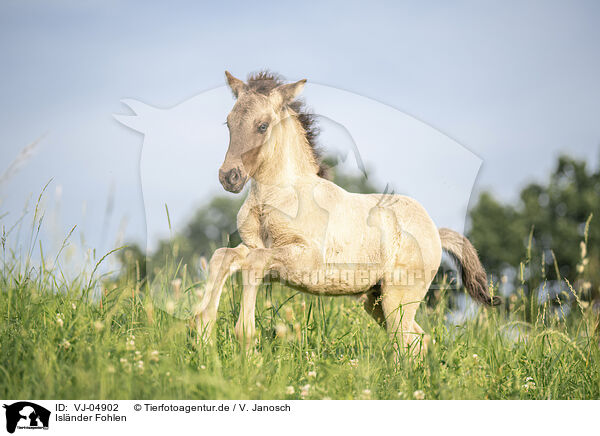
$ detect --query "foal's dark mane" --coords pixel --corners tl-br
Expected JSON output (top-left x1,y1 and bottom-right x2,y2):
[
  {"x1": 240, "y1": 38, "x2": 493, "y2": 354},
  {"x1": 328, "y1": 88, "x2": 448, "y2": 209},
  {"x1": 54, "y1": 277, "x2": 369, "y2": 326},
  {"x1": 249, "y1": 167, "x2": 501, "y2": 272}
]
[{"x1": 246, "y1": 71, "x2": 329, "y2": 178}]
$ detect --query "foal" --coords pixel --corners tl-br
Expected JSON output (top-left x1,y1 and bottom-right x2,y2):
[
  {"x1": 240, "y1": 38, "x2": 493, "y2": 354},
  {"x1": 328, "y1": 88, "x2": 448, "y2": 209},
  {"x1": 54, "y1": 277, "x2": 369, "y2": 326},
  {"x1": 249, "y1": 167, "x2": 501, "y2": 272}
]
[{"x1": 195, "y1": 71, "x2": 500, "y2": 357}]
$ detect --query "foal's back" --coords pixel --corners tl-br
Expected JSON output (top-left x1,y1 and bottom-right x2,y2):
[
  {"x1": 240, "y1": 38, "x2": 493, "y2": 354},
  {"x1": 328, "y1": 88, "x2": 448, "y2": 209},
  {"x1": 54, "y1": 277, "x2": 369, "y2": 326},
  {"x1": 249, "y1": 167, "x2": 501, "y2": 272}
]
[{"x1": 307, "y1": 177, "x2": 442, "y2": 274}]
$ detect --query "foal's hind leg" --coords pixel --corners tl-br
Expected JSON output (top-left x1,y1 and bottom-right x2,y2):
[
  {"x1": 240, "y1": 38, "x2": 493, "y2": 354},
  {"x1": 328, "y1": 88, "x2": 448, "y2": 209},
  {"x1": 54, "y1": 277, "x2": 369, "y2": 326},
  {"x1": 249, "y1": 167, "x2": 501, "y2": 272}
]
[
  {"x1": 380, "y1": 281, "x2": 429, "y2": 359},
  {"x1": 412, "y1": 321, "x2": 431, "y2": 352},
  {"x1": 363, "y1": 286, "x2": 385, "y2": 326}
]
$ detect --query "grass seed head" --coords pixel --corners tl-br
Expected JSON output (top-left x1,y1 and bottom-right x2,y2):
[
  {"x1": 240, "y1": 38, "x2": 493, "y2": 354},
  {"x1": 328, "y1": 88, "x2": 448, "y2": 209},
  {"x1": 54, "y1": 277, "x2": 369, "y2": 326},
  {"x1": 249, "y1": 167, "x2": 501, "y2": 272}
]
[
  {"x1": 165, "y1": 300, "x2": 176, "y2": 314},
  {"x1": 284, "y1": 306, "x2": 294, "y2": 321},
  {"x1": 275, "y1": 323, "x2": 288, "y2": 339},
  {"x1": 171, "y1": 279, "x2": 182, "y2": 297},
  {"x1": 200, "y1": 256, "x2": 208, "y2": 272}
]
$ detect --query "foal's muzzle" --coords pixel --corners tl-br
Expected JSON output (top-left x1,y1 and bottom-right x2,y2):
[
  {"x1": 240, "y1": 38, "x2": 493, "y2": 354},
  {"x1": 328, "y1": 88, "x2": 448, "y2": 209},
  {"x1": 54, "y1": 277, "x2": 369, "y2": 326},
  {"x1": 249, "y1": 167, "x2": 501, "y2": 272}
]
[{"x1": 219, "y1": 167, "x2": 247, "y2": 193}]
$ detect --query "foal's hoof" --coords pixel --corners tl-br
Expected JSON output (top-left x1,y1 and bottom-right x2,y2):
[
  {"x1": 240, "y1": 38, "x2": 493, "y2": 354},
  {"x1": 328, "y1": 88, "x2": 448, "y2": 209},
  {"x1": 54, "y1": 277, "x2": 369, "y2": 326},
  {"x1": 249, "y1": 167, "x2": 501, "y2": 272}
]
[
  {"x1": 409, "y1": 336, "x2": 431, "y2": 360},
  {"x1": 236, "y1": 336, "x2": 258, "y2": 353},
  {"x1": 196, "y1": 330, "x2": 214, "y2": 346},
  {"x1": 391, "y1": 338, "x2": 430, "y2": 364},
  {"x1": 234, "y1": 325, "x2": 257, "y2": 351},
  {"x1": 421, "y1": 334, "x2": 432, "y2": 352},
  {"x1": 194, "y1": 320, "x2": 215, "y2": 345}
]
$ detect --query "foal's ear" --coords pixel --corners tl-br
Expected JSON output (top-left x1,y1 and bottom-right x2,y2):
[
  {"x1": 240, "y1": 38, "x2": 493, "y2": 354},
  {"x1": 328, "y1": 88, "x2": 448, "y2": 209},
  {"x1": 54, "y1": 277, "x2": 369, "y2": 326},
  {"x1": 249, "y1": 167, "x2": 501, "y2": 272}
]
[
  {"x1": 272, "y1": 79, "x2": 307, "y2": 105},
  {"x1": 225, "y1": 71, "x2": 248, "y2": 98}
]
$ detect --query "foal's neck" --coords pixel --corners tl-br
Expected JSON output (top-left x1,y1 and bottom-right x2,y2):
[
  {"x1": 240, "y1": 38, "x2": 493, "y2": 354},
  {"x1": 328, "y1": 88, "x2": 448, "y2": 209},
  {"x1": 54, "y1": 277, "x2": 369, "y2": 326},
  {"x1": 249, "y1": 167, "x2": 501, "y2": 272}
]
[{"x1": 252, "y1": 110, "x2": 319, "y2": 188}]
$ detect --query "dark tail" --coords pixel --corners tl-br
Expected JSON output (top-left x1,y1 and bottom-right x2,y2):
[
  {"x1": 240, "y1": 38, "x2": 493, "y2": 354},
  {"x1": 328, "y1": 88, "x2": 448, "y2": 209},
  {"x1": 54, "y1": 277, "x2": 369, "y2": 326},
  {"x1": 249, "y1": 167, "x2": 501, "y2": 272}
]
[{"x1": 439, "y1": 228, "x2": 501, "y2": 306}]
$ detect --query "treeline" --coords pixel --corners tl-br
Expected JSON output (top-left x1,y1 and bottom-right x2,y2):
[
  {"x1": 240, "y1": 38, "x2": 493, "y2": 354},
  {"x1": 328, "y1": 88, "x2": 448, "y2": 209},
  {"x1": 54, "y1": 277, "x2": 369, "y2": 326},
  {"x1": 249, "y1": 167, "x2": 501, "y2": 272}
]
[{"x1": 468, "y1": 155, "x2": 598, "y2": 304}]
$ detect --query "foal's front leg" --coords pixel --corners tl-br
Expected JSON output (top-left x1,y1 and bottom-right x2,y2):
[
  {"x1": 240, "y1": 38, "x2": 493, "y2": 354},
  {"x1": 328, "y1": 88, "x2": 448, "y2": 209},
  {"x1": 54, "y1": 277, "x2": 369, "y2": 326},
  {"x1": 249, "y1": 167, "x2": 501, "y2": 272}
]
[
  {"x1": 232, "y1": 245, "x2": 322, "y2": 345},
  {"x1": 195, "y1": 244, "x2": 249, "y2": 343},
  {"x1": 232, "y1": 248, "x2": 274, "y2": 346},
  {"x1": 234, "y1": 274, "x2": 261, "y2": 347}
]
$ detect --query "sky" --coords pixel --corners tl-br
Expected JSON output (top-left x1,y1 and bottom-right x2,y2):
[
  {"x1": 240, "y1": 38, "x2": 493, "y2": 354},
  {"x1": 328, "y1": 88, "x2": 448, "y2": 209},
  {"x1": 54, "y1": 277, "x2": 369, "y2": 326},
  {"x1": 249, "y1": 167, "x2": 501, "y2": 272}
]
[{"x1": 0, "y1": 1, "x2": 599, "y2": 266}]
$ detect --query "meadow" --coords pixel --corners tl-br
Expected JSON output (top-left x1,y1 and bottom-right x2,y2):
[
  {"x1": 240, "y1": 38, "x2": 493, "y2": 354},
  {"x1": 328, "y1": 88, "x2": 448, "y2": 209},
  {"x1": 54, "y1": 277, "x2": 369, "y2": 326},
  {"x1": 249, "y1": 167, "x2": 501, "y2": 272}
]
[{"x1": 1, "y1": 209, "x2": 598, "y2": 401}]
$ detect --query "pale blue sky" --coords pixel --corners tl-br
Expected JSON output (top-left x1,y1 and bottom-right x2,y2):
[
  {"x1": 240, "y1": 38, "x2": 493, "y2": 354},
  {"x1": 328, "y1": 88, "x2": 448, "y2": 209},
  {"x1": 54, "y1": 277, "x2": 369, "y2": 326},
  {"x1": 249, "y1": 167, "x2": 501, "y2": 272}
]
[{"x1": 1, "y1": 1, "x2": 599, "y2": 263}]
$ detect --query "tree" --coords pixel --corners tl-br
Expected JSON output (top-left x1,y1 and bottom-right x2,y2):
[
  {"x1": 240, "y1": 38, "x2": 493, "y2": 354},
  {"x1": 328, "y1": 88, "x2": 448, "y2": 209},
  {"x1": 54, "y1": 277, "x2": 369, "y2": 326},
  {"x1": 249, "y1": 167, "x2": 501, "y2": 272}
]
[{"x1": 468, "y1": 154, "x2": 599, "y2": 302}]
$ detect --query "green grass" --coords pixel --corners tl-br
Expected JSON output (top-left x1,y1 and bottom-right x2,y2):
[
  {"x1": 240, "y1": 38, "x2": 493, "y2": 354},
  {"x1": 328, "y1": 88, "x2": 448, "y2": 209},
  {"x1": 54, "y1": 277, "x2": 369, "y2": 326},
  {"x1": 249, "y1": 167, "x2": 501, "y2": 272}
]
[
  {"x1": 1, "y1": 192, "x2": 598, "y2": 400},
  {"x1": 1, "y1": 262, "x2": 598, "y2": 400}
]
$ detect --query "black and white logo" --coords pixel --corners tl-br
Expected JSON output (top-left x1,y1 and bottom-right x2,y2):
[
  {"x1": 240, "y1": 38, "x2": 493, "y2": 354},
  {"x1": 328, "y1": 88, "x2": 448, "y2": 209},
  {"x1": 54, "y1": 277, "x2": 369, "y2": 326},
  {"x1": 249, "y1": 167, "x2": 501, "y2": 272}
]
[{"x1": 3, "y1": 402, "x2": 50, "y2": 434}]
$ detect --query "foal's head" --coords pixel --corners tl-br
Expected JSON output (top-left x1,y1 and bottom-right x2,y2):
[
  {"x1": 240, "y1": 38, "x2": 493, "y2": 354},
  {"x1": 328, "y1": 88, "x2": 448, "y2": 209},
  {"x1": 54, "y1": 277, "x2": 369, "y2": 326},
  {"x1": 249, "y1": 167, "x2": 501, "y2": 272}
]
[{"x1": 219, "y1": 71, "x2": 308, "y2": 192}]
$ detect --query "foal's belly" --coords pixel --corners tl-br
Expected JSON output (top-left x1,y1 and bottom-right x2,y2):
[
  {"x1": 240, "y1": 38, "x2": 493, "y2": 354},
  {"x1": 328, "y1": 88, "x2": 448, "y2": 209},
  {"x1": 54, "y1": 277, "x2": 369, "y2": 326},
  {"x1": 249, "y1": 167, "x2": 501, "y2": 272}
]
[{"x1": 278, "y1": 264, "x2": 381, "y2": 296}]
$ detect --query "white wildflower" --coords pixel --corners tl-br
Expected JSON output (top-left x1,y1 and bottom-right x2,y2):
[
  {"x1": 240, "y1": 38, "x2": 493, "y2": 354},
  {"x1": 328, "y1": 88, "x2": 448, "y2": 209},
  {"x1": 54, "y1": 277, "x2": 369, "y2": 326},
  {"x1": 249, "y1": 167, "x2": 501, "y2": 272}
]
[
  {"x1": 523, "y1": 377, "x2": 536, "y2": 391},
  {"x1": 413, "y1": 390, "x2": 425, "y2": 400},
  {"x1": 300, "y1": 384, "x2": 310, "y2": 398}
]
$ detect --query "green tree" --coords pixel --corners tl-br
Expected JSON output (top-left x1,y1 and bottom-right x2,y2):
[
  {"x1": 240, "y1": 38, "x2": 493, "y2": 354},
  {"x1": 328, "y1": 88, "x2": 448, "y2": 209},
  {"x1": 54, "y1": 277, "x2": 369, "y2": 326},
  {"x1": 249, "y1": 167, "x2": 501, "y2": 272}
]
[{"x1": 468, "y1": 154, "x2": 599, "y2": 302}]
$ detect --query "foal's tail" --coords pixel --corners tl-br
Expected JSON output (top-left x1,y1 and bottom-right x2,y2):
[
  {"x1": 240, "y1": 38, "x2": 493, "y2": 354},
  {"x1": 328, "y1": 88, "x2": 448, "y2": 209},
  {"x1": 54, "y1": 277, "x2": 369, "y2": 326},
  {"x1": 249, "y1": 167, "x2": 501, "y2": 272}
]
[{"x1": 438, "y1": 228, "x2": 502, "y2": 306}]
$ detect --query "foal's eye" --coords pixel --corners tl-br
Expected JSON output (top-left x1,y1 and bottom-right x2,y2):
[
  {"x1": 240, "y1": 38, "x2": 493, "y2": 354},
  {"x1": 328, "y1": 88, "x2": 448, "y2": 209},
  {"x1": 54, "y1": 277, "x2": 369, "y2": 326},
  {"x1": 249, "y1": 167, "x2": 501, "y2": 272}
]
[{"x1": 258, "y1": 122, "x2": 269, "y2": 133}]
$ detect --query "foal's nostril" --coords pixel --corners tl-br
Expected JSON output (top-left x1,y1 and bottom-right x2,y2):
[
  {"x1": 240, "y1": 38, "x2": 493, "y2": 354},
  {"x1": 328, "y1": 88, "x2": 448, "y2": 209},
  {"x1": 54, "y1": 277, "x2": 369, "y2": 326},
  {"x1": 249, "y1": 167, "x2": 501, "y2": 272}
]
[
  {"x1": 229, "y1": 168, "x2": 240, "y2": 184},
  {"x1": 219, "y1": 168, "x2": 243, "y2": 189}
]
